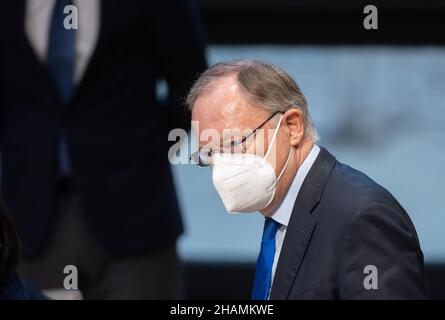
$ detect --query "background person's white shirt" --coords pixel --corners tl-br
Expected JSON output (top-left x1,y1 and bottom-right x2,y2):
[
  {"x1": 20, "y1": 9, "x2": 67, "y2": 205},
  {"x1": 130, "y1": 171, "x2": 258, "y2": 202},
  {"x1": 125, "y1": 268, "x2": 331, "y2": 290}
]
[
  {"x1": 25, "y1": 0, "x2": 100, "y2": 83},
  {"x1": 268, "y1": 144, "x2": 320, "y2": 298}
]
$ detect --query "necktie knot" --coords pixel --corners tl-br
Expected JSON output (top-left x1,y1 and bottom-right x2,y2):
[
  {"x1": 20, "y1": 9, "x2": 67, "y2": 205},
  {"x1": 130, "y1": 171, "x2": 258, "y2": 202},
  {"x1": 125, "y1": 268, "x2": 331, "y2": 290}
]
[{"x1": 262, "y1": 218, "x2": 279, "y2": 242}]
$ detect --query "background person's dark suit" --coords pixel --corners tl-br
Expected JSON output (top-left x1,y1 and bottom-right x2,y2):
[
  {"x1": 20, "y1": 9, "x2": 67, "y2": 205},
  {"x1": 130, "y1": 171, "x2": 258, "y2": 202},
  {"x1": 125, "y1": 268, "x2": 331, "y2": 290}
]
[
  {"x1": 0, "y1": 0, "x2": 206, "y2": 298},
  {"x1": 270, "y1": 147, "x2": 429, "y2": 299}
]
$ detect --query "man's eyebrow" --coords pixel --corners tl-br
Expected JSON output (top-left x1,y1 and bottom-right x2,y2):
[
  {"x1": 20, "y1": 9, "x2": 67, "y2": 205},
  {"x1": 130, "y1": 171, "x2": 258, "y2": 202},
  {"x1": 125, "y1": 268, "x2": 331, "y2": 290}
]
[
  {"x1": 199, "y1": 128, "x2": 255, "y2": 149},
  {"x1": 222, "y1": 128, "x2": 253, "y2": 137},
  {"x1": 198, "y1": 141, "x2": 223, "y2": 149}
]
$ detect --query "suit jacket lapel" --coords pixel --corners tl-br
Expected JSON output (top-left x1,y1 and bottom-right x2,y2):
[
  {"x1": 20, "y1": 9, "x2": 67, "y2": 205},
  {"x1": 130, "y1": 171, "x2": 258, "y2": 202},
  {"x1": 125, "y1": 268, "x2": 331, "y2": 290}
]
[
  {"x1": 12, "y1": 0, "x2": 63, "y2": 111},
  {"x1": 69, "y1": 0, "x2": 109, "y2": 107},
  {"x1": 269, "y1": 147, "x2": 337, "y2": 299},
  {"x1": 269, "y1": 203, "x2": 316, "y2": 299}
]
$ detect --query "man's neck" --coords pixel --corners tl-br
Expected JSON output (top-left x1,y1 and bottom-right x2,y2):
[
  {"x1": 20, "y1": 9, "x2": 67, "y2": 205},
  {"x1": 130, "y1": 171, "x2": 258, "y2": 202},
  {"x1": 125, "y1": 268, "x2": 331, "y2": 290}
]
[{"x1": 261, "y1": 139, "x2": 314, "y2": 217}]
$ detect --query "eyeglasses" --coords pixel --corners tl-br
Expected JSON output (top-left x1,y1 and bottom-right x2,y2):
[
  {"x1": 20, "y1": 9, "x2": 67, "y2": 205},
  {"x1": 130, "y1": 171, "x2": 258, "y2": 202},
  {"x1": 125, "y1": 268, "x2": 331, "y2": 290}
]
[{"x1": 190, "y1": 111, "x2": 282, "y2": 167}]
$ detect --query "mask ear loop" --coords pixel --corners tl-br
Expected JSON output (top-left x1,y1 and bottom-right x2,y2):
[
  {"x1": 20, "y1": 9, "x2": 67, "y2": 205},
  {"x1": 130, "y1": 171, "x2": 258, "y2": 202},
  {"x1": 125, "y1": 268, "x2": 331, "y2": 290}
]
[
  {"x1": 264, "y1": 114, "x2": 284, "y2": 160},
  {"x1": 263, "y1": 114, "x2": 294, "y2": 189},
  {"x1": 276, "y1": 147, "x2": 293, "y2": 183}
]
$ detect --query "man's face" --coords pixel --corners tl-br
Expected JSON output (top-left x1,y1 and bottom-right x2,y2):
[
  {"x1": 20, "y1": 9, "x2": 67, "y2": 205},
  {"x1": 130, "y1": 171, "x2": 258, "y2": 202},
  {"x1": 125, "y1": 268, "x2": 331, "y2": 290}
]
[{"x1": 191, "y1": 74, "x2": 290, "y2": 175}]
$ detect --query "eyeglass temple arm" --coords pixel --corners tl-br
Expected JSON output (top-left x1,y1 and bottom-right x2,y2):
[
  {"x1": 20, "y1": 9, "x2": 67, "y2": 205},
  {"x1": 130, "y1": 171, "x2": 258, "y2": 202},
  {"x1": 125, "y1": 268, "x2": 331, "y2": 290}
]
[{"x1": 238, "y1": 111, "x2": 282, "y2": 145}]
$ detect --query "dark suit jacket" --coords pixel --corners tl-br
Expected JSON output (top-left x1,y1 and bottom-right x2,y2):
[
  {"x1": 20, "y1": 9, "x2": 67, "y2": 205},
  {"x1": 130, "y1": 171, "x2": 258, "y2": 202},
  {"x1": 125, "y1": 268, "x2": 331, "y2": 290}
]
[
  {"x1": 270, "y1": 147, "x2": 429, "y2": 299},
  {"x1": 0, "y1": 0, "x2": 207, "y2": 257}
]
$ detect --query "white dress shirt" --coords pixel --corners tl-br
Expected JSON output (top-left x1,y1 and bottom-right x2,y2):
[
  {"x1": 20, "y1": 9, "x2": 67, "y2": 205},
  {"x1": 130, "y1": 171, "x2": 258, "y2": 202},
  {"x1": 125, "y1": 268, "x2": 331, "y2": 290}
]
[
  {"x1": 25, "y1": 0, "x2": 100, "y2": 83},
  {"x1": 268, "y1": 144, "x2": 320, "y2": 297}
]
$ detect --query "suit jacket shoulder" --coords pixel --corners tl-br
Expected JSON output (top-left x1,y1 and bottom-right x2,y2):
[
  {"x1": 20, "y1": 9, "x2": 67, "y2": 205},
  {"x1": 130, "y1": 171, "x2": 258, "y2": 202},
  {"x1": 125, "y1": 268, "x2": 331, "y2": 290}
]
[{"x1": 271, "y1": 147, "x2": 429, "y2": 300}]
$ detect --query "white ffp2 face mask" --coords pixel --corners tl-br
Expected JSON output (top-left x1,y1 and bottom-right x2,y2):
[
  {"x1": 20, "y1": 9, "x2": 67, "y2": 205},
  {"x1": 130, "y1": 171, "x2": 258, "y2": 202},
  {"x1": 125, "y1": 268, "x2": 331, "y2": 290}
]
[{"x1": 212, "y1": 115, "x2": 293, "y2": 213}]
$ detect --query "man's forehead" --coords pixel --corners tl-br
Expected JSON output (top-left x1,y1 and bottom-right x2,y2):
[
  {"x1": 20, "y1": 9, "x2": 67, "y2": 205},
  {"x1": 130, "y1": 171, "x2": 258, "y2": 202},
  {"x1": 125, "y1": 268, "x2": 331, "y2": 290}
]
[
  {"x1": 192, "y1": 76, "x2": 242, "y2": 121},
  {"x1": 192, "y1": 76, "x2": 268, "y2": 132}
]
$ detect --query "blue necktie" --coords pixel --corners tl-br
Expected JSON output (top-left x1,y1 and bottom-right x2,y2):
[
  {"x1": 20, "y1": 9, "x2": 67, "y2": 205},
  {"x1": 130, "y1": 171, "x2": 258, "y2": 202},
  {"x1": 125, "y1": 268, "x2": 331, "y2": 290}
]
[
  {"x1": 47, "y1": 0, "x2": 76, "y2": 175},
  {"x1": 252, "y1": 218, "x2": 279, "y2": 300}
]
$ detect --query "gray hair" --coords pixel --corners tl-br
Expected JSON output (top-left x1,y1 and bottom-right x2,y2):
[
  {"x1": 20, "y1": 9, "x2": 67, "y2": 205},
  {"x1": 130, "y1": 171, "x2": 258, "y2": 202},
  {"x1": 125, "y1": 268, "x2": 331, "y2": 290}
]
[{"x1": 186, "y1": 59, "x2": 318, "y2": 142}]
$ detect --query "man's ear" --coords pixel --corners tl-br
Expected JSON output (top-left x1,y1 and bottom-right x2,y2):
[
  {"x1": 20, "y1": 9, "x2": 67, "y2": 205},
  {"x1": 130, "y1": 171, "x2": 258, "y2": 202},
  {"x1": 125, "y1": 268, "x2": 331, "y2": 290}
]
[{"x1": 283, "y1": 109, "x2": 305, "y2": 146}]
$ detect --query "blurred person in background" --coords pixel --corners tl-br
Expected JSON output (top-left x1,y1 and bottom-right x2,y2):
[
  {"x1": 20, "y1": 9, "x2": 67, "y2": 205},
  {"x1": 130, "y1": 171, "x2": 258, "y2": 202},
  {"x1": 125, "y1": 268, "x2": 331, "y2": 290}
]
[
  {"x1": 188, "y1": 60, "x2": 429, "y2": 300},
  {"x1": 0, "y1": 200, "x2": 46, "y2": 300},
  {"x1": 0, "y1": 0, "x2": 206, "y2": 299}
]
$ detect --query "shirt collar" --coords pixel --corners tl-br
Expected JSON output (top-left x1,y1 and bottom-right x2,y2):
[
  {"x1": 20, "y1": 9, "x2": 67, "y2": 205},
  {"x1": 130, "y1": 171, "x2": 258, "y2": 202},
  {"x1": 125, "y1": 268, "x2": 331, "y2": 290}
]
[{"x1": 271, "y1": 144, "x2": 320, "y2": 227}]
